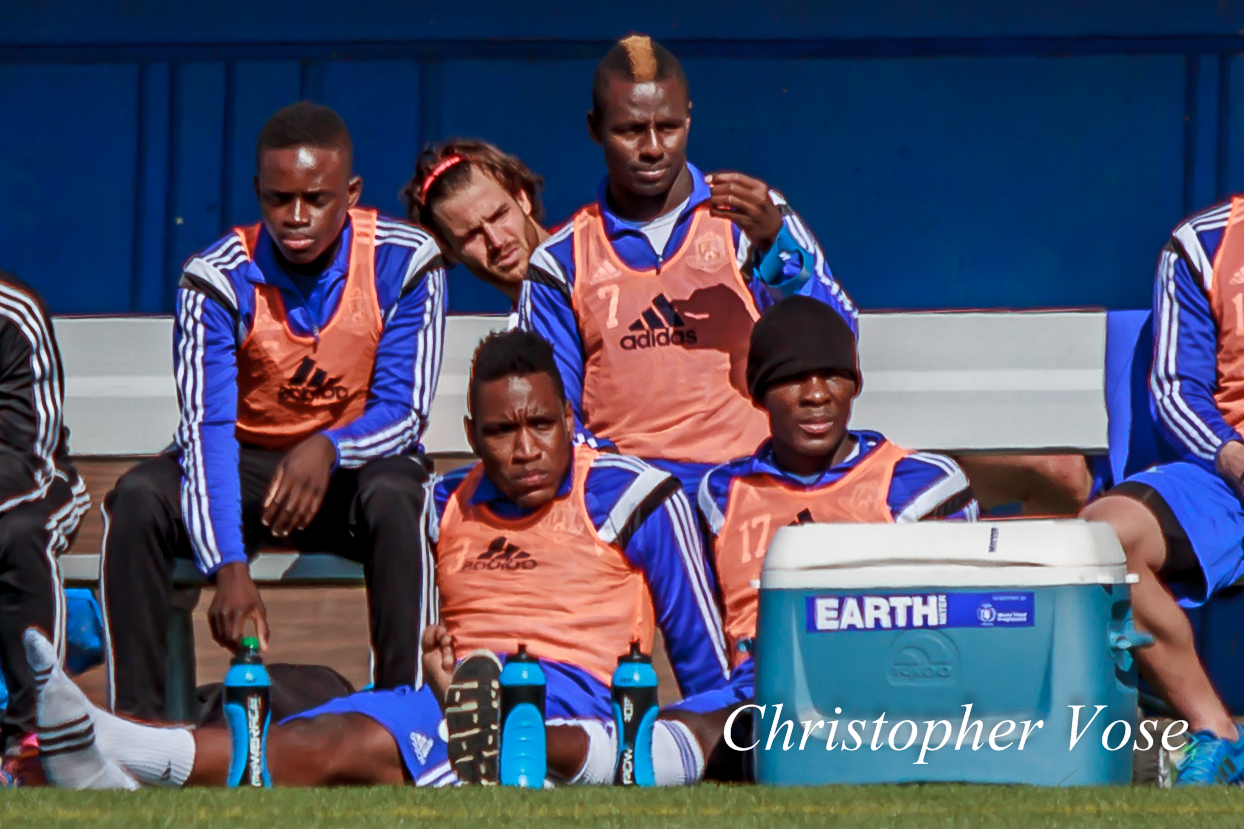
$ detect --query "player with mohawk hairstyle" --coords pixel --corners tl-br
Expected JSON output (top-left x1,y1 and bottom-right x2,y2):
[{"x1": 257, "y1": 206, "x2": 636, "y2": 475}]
[{"x1": 519, "y1": 34, "x2": 856, "y2": 500}]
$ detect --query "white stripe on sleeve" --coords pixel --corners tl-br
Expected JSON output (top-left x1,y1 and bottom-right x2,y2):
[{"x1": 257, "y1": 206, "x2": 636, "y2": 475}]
[
  {"x1": 597, "y1": 466, "x2": 673, "y2": 545},
  {"x1": 0, "y1": 283, "x2": 62, "y2": 511},
  {"x1": 337, "y1": 267, "x2": 446, "y2": 467},
  {"x1": 662, "y1": 489, "x2": 730, "y2": 677},
  {"x1": 696, "y1": 471, "x2": 726, "y2": 536},
  {"x1": 174, "y1": 292, "x2": 222, "y2": 571},
  {"x1": 893, "y1": 454, "x2": 972, "y2": 523},
  {"x1": 1149, "y1": 250, "x2": 1221, "y2": 459}
]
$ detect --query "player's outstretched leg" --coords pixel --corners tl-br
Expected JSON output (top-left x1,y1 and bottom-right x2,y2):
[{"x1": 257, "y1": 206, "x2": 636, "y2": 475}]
[
  {"x1": 1082, "y1": 496, "x2": 1244, "y2": 785},
  {"x1": 545, "y1": 712, "x2": 716, "y2": 786},
  {"x1": 23, "y1": 629, "x2": 138, "y2": 790},
  {"x1": 26, "y1": 628, "x2": 408, "y2": 788}
]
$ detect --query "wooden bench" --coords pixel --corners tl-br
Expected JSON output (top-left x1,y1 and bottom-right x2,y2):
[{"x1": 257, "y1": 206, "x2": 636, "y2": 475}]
[{"x1": 54, "y1": 310, "x2": 1111, "y2": 720}]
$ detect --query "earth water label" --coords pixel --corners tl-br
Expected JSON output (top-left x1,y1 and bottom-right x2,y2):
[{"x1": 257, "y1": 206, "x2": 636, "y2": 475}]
[{"x1": 805, "y1": 592, "x2": 1034, "y2": 632}]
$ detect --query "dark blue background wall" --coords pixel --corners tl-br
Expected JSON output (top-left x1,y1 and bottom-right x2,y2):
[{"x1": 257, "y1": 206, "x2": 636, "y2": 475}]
[{"x1": 4, "y1": 1, "x2": 1244, "y2": 315}]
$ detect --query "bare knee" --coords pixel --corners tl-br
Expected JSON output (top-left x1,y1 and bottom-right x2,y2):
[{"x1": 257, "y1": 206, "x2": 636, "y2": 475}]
[{"x1": 1081, "y1": 495, "x2": 1167, "y2": 573}]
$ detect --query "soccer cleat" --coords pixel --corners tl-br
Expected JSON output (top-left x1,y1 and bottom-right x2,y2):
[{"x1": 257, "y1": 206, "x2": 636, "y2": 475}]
[
  {"x1": 444, "y1": 650, "x2": 502, "y2": 785},
  {"x1": 1174, "y1": 726, "x2": 1244, "y2": 786},
  {"x1": 1, "y1": 734, "x2": 46, "y2": 787}
]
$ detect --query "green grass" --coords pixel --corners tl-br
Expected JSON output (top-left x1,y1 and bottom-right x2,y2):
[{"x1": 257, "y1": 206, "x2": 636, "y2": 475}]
[{"x1": 3, "y1": 785, "x2": 1244, "y2": 829}]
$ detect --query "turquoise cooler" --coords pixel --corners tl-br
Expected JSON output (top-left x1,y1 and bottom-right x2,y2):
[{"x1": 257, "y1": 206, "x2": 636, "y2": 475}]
[{"x1": 753, "y1": 520, "x2": 1147, "y2": 786}]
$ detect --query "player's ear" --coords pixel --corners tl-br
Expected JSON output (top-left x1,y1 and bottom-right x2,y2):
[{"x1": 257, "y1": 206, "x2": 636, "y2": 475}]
[
  {"x1": 464, "y1": 415, "x2": 479, "y2": 457},
  {"x1": 587, "y1": 109, "x2": 603, "y2": 145},
  {"x1": 516, "y1": 188, "x2": 533, "y2": 218},
  {"x1": 347, "y1": 175, "x2": 363, "y2": 208},
  {"x1": 252, "y1": 175, "x2": 261, "y2": 200},
  {"x1": 562, "y1": 400, "x2": 575, "y2": 436}
]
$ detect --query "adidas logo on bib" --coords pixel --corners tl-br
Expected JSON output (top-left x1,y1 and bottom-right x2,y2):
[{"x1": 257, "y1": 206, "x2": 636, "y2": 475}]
[
  {"x1": 468, "y1": 536, "x2": 537, "y2": 571},
  {"x1": 278, "y1": 356, "x2": 349, "y2": 404},
  {"x1": 620, "y1": 293, "x2": 698, "y2": 350}
]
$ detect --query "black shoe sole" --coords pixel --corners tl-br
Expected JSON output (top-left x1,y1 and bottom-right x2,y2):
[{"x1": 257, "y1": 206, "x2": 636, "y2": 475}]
[{"x1": 444, "y1": 651, "x2": 502, "y2": 786}]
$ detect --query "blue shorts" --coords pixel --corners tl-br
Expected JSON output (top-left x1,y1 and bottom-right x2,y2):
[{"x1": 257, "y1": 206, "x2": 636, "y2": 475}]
[
  {"x1": 665, "y1": 658, "x2": 754, "y2": 714},
  {"x1": 281, "y1": 684, "x2": 454, "y2": 786},
  {"x1": 284, "y1": 658, "x2": 613, "y2": 784},
  {"x1": 1119, "y1": 460, "x2": 1244, "y2": 607}
]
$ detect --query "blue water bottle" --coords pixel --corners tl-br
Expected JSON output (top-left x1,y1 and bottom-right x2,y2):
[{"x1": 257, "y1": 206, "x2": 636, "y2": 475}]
[
  {"x1": 223, "y1": 637, "x2": 272, "y2": 788},
  {"x1": 612, "y1": 641, "x2": 659, "y2": 786},
  {"x1": 499, "y1": 644, "x2": 546, "y2": 787}
]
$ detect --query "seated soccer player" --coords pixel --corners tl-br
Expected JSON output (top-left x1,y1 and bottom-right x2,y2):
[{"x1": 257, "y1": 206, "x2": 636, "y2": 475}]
[
  {"x1": 1081, "y1": 198, "x2": 1244, "y2": 785},
  {"x1": 517, "y1": 35, "x2": 853, "y2": 499},
  {"x1": 25, "y1": 329, "x2": 729, "y2": 789},
  {"x1": 402, "y1": 137, "x2": 816, "y2": 337},
  {"x1": 446, "y1": 297, "x2": 980, "y2": 785},
  {"x1": 693, "y1": 296, "x2": 977, "y2": 696},
  {"x1": 99, "y1": 102, "x2": 447, "y2": 721},
  {"x1": 0, "y1": 272, "x2": 90, "y2": 762}
]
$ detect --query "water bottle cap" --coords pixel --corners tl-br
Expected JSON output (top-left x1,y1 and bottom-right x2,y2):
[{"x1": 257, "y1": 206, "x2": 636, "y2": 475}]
[
  {"x1": 240, "y1": 637, "x2": 260, "y2": 652},
  {"x1": 510, "y1": 643, "x2": 536, "y2": 662},
  {"x1": 617, "y1": 640, "x2": 651, "y2": 664}
]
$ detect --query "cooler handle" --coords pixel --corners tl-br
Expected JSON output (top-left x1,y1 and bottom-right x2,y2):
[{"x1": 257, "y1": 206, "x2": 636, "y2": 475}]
[{"x1": 1109, "y1": 609, "x2": 1154, "y2": 672}]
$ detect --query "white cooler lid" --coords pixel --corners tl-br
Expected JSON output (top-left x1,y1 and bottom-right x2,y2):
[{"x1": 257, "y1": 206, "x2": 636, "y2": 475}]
[{"x1": 760, "y1": 519, "x2": 1129, "y2": 589}]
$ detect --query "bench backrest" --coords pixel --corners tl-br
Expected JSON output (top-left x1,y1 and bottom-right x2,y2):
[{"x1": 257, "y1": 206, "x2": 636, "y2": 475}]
[{"x1": 55, "y1": 311, "x2": 1114, "y2": 458}]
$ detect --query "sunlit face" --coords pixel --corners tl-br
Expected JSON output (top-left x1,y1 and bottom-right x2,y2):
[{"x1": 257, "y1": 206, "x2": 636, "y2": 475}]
[
  {"x1": 763, "y1": 370, "x2": 859, "y2": 471},
  {"x1": 466, "y1": 372, "x2": 575, "y2": 509},
  {"x1": 254, "y1": 145, "x2": 361, "y2": 268},
  {"x1": 431, "y1": 167, "x2": 542, "y2": 294},
  {"x1": 590, "y1": 76, "x2": 691, "y2": 199}
]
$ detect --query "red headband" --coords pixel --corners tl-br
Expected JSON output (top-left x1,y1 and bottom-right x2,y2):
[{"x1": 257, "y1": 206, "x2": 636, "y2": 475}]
[{"x1": 420, "y1": 154, "x2": 466, "y2": 201}]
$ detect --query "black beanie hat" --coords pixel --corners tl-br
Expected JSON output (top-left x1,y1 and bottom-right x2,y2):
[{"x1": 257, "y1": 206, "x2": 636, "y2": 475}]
[{"x1": 746, "y1": 296, "x2": 859, "y2": 402}]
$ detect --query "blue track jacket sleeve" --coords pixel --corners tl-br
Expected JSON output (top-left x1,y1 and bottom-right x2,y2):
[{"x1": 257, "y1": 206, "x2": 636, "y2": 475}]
[
  {"x1": 625, "y1": 485, "x2": 730, "y2": 696},
  {"x1": 518, "y1": 257, "x2": 613, "y2": 449},
  {"x1": 324, "y1": 267, "x2": 447, "y2": 467},
  {"x1": 1150, "y1": 239, "x2": 1241, "y2": 464},
  {"x1": 587, "y1": 454, "x2": 730, "y2": 696},
  {"x1": 174, "y1": 286, "x2": 244, "y2": 575},
  {"x1": 738, "y1": 192, "x2": 859, "y2": 335}
]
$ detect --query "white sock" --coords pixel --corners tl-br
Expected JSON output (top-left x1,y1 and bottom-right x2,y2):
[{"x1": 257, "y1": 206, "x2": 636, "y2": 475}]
[
  {"x1": 24, "y1": 629, "x2": 138, "y2": 791},
  {"x1": 91, "y1": 706, "x2": 196, "y2": 787},
  {"x1": 25, "y1": 627, "x2": 195, "y2": 786},
  {"x1": 652, "y1": 720, "x2": 705, "y2": 786},
  {"x1": 558, "y1": 718, "x2": 616, "y2": 785}
]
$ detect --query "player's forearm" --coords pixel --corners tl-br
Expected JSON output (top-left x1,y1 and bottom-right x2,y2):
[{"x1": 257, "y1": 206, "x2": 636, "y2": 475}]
[{"x1": 326, "y1": 402, "x2": 418, "y2": 468}]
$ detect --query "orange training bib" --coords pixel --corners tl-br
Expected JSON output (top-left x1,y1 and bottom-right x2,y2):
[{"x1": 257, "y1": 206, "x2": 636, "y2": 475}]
[
  {"x1": 234, "y1": 208, "x2": 383, "y2": 450},
  {"x1": 715, "y1": 441, "x2": 910, "y2": 665},
  {"x1": 571, "y1": 204, "x2": 770, "y2": 464},
  {"x1": 1209, "y1": 196, "x2": 1244, "y2": 432},
  {"x1": 435, "y1": 448, "x2": 655, "y2": 684}
]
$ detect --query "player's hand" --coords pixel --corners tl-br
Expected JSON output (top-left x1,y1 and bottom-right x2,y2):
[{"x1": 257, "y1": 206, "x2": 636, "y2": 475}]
[
  {"x1": 421, "y1": 624, "x2": 457, "y2": 705},
  {"x1": 209, "y1": 562, "x2": 270, "y2": 653},
  {"x1": 706, "y1": 171, "x2": 784, "y2": 253},
  {"x1": 1217, "y1": 440, "x2": 1244, "y2": 497},
  {"x1": 262, "y1": 433, "x2": 336, "y2": 538}
]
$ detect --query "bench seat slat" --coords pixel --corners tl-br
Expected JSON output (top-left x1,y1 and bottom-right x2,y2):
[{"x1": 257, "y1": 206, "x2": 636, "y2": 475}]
[{"x1": 60, "y1": 553, "x2": 364, "y2": 587}]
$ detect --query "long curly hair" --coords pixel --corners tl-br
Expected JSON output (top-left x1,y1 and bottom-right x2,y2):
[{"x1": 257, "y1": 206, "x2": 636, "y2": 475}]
[{"x1": 400, "y1": 138, "x2": 545, "y2": 234}]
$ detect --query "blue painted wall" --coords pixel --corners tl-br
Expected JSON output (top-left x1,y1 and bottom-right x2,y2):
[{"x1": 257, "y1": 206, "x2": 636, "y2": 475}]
[{"x1": 3, "y1": 2, "x2": 1244, "y2": 314}]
